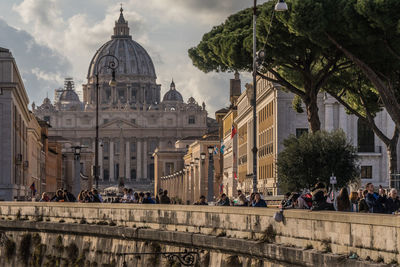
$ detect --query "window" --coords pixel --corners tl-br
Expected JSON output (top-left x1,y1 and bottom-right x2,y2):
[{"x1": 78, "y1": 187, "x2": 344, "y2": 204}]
[
  {"x1": 131, "y1": 169, "x2": 136, "y2": 180},
  {"x1": 131, "y1": 119, "x2": 136, "y2": 124},
  {"x1": 103, "y1": 169, "x2": 109, "y2": 181},
  {"x1": 296, "y1": 128, "x2": 308, "y2": 138},
  {"x1": 188, "y1": 115, "x2": 195, "y2": 124},
  {"x1": 114, "y1": 141, "x2": 120, "y2": 154},
  {"x1": 165, "y1": 162, "x2": 174, "y2": 175},
  {"x1": 130, "y1": 142, "x2": 136, "y2": 153},
  {"x1": 167, "y1": 141, "x2": 173, "y2": 148},
  {"x1": 103, "y1": 119, "x2": 109, "y2": 124},
  {"x1": 66, "y1": 119, "x2": 72, "y2": 126},
  {"x1": 358, "y1": 119, "x2": 375, "y2": 152},
  {"x1": 150, "y1": 140, "x2": 158, "y2": 152},
  {"x1": 361, "y1": 166, "x2": 372, "y2": 179},
  {"x1": 103, "y1": 142, "x2": 109, "y2": 153}
]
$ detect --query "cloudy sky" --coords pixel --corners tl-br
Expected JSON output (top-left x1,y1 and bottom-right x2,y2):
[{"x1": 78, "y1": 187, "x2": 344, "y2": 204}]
[{"x1": 0, "y1": 0, "x2": 268, "y2": 116}]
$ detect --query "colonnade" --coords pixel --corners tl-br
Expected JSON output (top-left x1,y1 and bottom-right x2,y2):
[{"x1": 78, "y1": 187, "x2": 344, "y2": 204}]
[
  {"x1": 91, "y1": 138, "x2": 149, "y2": 182},
  {"x1": 159, "y1": 160, "x2": 207, "y2": 204}
]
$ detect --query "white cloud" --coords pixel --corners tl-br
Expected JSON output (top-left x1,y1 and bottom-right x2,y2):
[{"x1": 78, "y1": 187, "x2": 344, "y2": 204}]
[{"x1": 7, "y1": 0, "x2": 256, "y2": 115}]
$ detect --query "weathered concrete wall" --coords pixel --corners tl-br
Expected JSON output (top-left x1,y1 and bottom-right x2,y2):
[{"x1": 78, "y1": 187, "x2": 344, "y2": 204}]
[{"x1": 0, "y1": 202, "x2": 397, "y2": 266}]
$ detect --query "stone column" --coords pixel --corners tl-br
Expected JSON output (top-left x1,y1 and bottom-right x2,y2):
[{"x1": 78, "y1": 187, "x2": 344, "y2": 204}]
[
  {"x1": 118, "y1": 137, "x2": 124, "y2": 180},
  {"x1": 339, "y1": 105, "x2": 347, "y2": 134},
  {"x1": 325, "y1": 103, "x2": 334, "y2": 132},
  {"x1": 143, "y1": 140, "x2": 148, "y2": 179},
  {"x1": 127, "y1": 86, "x2": 131, "y2": 103},
  {"x1": 126, "y1": 140, "x2": 130, "y2": 180},
  {"x1": 109, "y1": 140, "x2": 114, "y2": 181},
  {"x1": 137, "y1": 139, "x2": 142, "y2": 179}
]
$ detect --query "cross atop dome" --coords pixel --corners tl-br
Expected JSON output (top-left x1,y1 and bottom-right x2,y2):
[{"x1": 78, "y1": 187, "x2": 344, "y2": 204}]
[
  {"x1": 170, "y1": 78, "x2": 176, "y2": 90},
  {"x1": 112, "y1": 4, "x2": 130, "y2": 39}
]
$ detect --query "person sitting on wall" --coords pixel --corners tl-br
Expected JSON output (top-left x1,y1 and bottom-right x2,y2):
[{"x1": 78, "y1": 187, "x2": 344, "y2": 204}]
[
  {"x1": 51, "y1": 189, "x2": 66, "y2": 202},
  {"x1": 142, "y1": 192, "x2": 155, "y2": 204},
  {"x1": 217, "y1": 193, "x2": 230, "y2": 206},
  {"x1": 39, "y1": 192, "x2": 50, "y2": 202},
  {"x1": 252, "y1": 193, "x2": 267, "y2": 207},
  {"x1": 160, "y1": 190, "x2": 171, "y2": 204},
  {"x1": 194, "y1": 195, "x2": 208, "y2": 205},
  {"x1": 63, "y1": 189, "x2": 76, "y2": 202},
  {"x1": 310, "y1": 182, "x2": 334, "y2": 211},
  {"x1": 234, "y1": 190, "x2": 248, "y2": 206}
]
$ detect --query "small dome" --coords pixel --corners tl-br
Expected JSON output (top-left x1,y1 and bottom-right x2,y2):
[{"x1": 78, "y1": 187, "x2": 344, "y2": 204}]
[
  {"x1": 59, "y1": 90, "x2": 80, "y2": 102},
  {"x1": 163, "y1": 79, "x2": 183, "y2": 102}
]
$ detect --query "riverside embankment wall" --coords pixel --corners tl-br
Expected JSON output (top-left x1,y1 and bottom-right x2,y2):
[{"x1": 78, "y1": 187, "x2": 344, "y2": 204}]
[{"x1": 0, "y1": 202, "x2": 397, "y2": 266}]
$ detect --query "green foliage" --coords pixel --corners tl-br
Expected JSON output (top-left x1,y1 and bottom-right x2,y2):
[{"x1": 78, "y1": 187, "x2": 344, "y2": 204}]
[
  {"x1": 188, "y1": 1, "x2": 351, "y2": 133},
  {"x1": 277, "y1": 130, "x2": 359, "y2": 191},
  {"x1": 292, "y1": 95, "x2": 304, "y2": 113}
]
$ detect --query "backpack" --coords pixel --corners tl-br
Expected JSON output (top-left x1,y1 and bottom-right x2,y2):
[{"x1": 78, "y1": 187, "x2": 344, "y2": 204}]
[{"x1": 301, "y1": 193, "x2": 312, "y2": 208}]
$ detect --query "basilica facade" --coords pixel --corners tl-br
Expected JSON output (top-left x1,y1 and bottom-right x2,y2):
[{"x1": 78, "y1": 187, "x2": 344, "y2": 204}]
[{"x1": 34, "y1": 8, "x2": 213, "y2": 190}]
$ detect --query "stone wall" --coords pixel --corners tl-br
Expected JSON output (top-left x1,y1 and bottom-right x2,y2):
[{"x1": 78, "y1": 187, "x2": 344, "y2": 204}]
[{"x1": 0, "y1": 202, "x2": 397, "y2": 266}]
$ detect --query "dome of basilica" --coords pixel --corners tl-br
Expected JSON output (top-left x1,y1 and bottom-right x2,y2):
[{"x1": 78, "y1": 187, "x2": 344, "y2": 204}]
[
  {"x1": 163, "y1": 80, "x2": 183, "y2": 102},
  {"x1": 87, "y1": 8, "x2": 156, "y2": 79}
]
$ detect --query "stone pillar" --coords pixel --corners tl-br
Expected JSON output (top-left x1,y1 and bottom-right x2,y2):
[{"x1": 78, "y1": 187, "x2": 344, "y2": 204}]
[
  {"x1": 126, "y1": 140, "x2": 130, "y2": 180},
  {"x1": 109, "y1": 140, "x2": 114, "y2": 181},
  {"x1": 118, "y1": 137, "x2": 124, "y2": 180},
  {"x1": 143, "y1": 140, "x2": 148, "y2": 179},
  {"x1": 127, "y1": 86, "x2": 131, "y2": 103},
  {"x1": 137, "y1": 139, "x2": 142, "y2": 179},
  {"x1": 325, "y1": 103, "x2": 334, "y2": 132},
  {"x1": 339, "y1": 105, "x2": 347, "y2": 134}
]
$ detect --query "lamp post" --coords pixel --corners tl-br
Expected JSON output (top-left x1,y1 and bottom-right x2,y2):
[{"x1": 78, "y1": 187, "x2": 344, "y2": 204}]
[
  {"x1": 94, "y1": 54, "x2": 119, "y2": 189},
  {"x1": 72, "y1": 145, "x2": 83, "y2": 197},
  {"x1": 251, "y1": 0, "x2": 288, "y2": 194},
  {"x1": 207, "y1": 146, "x2": 214, "y2": 202}
]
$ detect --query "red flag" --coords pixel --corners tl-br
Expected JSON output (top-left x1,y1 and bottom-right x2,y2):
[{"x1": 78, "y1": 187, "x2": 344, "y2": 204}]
[
  {"x1": 234, "y1": 172, "x2": 238, "y2": 180},
  {"x1": 231, "y1": 124, "x2": 237, "y2": 139}
]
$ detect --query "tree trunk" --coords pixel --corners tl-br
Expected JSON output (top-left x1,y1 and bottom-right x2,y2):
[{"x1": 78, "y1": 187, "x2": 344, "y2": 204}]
[{"x1": 304, "y1": 91, "x2": 321, "y2": 133}]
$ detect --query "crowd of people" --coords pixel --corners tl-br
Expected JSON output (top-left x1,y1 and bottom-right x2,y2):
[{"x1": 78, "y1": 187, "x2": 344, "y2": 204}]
[
  {"x1": 280, "y1": 182, "x2": 400, "y2": 214},
  {"x1": 37, "y1": 182, "x2": 400, "y2": 214}
]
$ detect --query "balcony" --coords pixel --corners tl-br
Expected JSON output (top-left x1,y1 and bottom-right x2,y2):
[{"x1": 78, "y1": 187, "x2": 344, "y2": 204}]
[{"x1": 357, "y1": 145, "x2": 382, "y2": 154}]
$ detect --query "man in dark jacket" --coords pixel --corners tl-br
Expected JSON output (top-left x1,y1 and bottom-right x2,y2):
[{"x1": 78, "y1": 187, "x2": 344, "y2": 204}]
[
  {"x1": 310, "y1": 182, "x2": 334, "y2": 211},
  {"x1": 217, "y1": 194, "x2": 230, "y2": 206},
  {"x1": 252, "y1": 193, "x2": 267, "y2": 207},
  {"x1": 385, "y1": 189, "x2": 400, "y2": 214},
  {"x1": 365, "y1": 183, "x2": 385, "y2": 213},
  {"x1": 160, "y1": 190, "x2": 171, "y2": 204}
]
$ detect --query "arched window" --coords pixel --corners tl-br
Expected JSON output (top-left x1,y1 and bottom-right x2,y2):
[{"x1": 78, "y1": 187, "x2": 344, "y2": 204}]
[{"x1": 358, "y1": 119, "x2": 374, "y2": 152}]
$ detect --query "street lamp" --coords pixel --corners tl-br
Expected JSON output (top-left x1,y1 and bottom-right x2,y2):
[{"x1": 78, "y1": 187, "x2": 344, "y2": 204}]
[
  {"x1": 251, "y1": 0, "x2": 288, "y2": 193},
  {"x1": 200, "y1": 153, "x2": 206, "y2": 162},
  {"x1": 72, "y1": 145, "x2": 84, "y2": 197},
  {"x1": 94, "y1": 54, "x2": 119, "y2": 189},
  {"x1": 207, "y1": 146, "x2": 214, "y2": 202}
]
